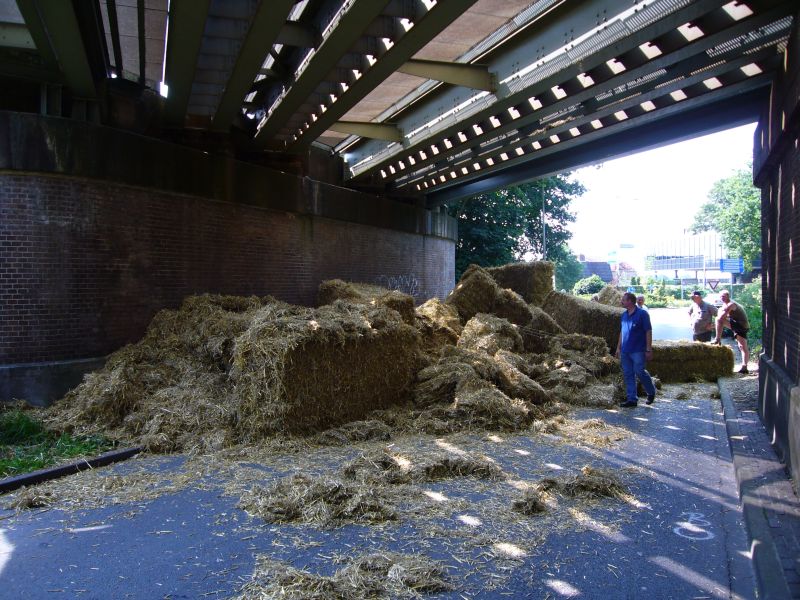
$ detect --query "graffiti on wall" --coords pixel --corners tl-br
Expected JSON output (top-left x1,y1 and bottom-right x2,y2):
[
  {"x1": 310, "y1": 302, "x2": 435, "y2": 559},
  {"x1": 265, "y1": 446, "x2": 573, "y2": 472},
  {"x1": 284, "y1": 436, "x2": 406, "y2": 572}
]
[{"x1": 374, "y1": 274, "x2": 420, "y2": 300}]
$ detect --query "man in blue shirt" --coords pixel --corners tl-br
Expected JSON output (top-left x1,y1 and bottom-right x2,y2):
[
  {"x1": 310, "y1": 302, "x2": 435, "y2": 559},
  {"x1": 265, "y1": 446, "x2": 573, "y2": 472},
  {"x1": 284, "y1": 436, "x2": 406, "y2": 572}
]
[{"x1": 615, "y1": 292, "x2": 656, "y2": 407}]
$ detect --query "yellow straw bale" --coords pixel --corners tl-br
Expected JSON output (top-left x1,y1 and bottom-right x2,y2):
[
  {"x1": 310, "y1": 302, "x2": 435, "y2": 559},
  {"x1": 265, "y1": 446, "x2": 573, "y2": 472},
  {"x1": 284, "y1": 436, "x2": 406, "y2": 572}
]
[
  {"x1": 519, "y1": 305, "x2": 565, "y2": 353},
  {"x1": 541, "y1": 291, "x2": 623, "y2": 352},
  {"x1": 445, "y1": 265, "x2": 497, "y2": 323},
  {"x1": 487, "y1": 261, "x2": 554, "y2": 305},
  {"x1": 317, "y1": 279, "x2": 415, "y2": 324},
  {"x1": 493, "y1": 351, "x2": 551, "y2": 404},
  {"x1": 592, "y1": 285, "x2": 623, "y2": 307},
  {"x1": 414, "y1": 298, "x2": 462, "y2": 355},
  {"x1": 646, "y1": 340, "x2": 734, "y2": 382},
  {"x1": 457, "y1": 313, "x2": 524, "y2": 356},
  {"x1": 492, "y1": 287, "x2": 534, "y2": 327}
]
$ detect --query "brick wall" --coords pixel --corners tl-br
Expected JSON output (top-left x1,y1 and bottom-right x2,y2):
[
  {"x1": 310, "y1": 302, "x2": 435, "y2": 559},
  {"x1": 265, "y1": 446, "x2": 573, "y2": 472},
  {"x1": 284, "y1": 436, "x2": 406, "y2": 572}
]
[{"x1": 0, "y1": 173, "x2": 454, "y2": 364}]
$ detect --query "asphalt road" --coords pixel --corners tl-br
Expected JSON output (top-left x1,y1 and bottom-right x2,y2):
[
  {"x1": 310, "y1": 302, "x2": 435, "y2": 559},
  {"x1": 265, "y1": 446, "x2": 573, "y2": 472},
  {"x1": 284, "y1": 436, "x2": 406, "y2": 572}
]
[
  {"x1": 0, "y1": 386, "x2": 755, "y2": 599},
  {"x1": 649, "y1": 307, "x2": 693, "y2": 342}
]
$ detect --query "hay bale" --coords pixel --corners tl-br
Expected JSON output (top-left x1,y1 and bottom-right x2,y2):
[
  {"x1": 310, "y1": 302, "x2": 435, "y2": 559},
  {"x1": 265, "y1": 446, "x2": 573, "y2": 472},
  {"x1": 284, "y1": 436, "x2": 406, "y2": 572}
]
[
  {"x1": 492, "y1": 287, "x2": 534, "y2": 327},
  {"x1": 49, "y1": 296, "x2": 419, "y2": 451},
  {"x1": 231, "y1": 301, "x2": 420, "y2": 437},
  {"x1": 458, "y1": 313, "x2": 524, "y2": 356},
  {"x1": 445, "y1": 265, "x2": 498, "y2": 323},
  {"x1": 646, "y1": 340, "x2": 734, "y2": 382},
  {"x1": 414, "y1": 362, "x2": 481, "y2": 407},
  {"x1": 317, "y1": 279, "x2": 415, "y2": 324},
  {"x1": 451, "y1": 378, "x2": 534, "y2": 431},
  {"x1": 519, "y1": 305, "x2": 565, "y2": 353},
  {"x1": 591, "y1": 285, "x2": 623, "y2": 306},
  {"x1": 541, "y1": 291, "x2": 623, "y2": 352},
  {"x1": 487, "y1": 261, "x2": 554, "y2": 305},
  {"x1": 493, "y1": 351, "x2": 551, "y2": 405},
  {"x1": 414, "y1": 298, "x2": 462, "y2": 355}
]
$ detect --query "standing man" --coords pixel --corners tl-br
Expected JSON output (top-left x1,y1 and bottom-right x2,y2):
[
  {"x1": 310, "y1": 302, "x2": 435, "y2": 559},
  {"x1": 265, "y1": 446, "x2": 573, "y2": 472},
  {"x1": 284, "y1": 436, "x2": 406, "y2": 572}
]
[
  {"x1": 713, "y1": 289, "x2": 750, "y2": 374},
  {"x1": 615, "y1": 292, "x2": 657, "y2": 407},
  {"x1": 636, "y1": 294, "x2": 649, "y2": 311},
  {"x1": 688, "y1": 290, "x2": 717, "y2": 342}
]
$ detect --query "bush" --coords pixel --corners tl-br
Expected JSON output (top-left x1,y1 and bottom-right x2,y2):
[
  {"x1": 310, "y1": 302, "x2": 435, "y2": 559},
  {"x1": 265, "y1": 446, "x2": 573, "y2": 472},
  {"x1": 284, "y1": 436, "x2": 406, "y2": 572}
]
[
  {"x1": 735, "y1": 277, "x2": 762, "y2": 350},
  {"x1": 573, "y1": 275, "x2": 605, "y2": 295}
]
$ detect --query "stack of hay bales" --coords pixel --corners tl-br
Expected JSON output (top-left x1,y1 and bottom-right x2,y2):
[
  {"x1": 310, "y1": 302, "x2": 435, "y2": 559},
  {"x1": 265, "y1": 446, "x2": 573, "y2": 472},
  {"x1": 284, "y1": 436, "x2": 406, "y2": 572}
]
[
  {"x1": 50, "y1": 295, "x2": 420, "y2": 451},
  {"x1": 592, "y1": 285, "x2": 623, "y2": 307},
  {"x1": 541, "y1": 290, "x2": 623, "y2": 352},
  {"x1": 486, "y1": 261, "x2": 554, "y2": 305},
  {"x1": 646, "y1": 341, "x2": 734, "y2": 382}
]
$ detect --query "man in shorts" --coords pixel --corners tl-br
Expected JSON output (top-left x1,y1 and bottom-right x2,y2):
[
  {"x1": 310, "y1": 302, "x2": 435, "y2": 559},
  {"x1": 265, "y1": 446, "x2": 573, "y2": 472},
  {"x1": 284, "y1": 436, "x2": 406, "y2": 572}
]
[
  {"x1": 688, "y1": 290, "x2": 717, "y2": 342},
  {"x1": 713, "y1": 289, "x2": 750, "y2": 374}
]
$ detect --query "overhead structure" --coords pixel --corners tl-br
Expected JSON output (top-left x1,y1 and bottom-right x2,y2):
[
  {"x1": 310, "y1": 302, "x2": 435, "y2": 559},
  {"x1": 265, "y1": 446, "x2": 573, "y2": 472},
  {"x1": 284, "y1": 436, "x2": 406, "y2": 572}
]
[{"x1": 0, "y1": 0, "x2": 794, "y2": 205}]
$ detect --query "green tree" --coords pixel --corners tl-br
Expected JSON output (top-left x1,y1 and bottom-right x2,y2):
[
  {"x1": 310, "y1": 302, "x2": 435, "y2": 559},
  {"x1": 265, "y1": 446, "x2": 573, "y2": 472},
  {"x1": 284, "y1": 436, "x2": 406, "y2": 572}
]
[
  {"x1": 690, "y1": 165, "x2": 760, "y2": 270},
  {"x1": 448, "y1": 175, "x2": 585, "y2": 279},
  {"x1": 555, "y1": 250, "x2": 584, "y2": 292},
  {"x1": 573, "y1": 274, "x2": 605, "y2": 295},
  {"x1": 736, "y1": 277, "x2": 762, "y2": 349}
]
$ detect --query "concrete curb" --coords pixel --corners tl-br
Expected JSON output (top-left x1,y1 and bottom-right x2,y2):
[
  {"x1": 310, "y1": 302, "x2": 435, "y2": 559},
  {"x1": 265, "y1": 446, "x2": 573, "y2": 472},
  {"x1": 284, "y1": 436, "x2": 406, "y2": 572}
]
[
  {"x1": 719, "y1": 379, "x2": 792, "y2": 600},
  {"x1": 0, "y1": 446, "x2": 143, "y2": 494}
]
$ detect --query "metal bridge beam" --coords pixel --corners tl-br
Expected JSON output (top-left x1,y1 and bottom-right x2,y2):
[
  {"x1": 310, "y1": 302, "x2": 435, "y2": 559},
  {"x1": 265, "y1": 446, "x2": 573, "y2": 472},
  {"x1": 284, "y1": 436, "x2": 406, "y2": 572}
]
[
  {"x1": 328, "y1": 121, "x2": 402, "y2": 142},
  {"x1": 285, "y1": 0, "x2": 480, "y2": 151},
  {"x1": 163, "y1": 0, "x2": 212, "y2": 126},
  {"x1": 254, "y1": 1, "x2": 392, "y2": 145},
  {"x1": 425, "y1": 85, "x2": 768, "y2": 206},
  {"x1": 397, "y1": 58, "x2": 495, "y2": 92},
  {"x1": 211, "y1": 0, "x2": 295, "y2": 132}
]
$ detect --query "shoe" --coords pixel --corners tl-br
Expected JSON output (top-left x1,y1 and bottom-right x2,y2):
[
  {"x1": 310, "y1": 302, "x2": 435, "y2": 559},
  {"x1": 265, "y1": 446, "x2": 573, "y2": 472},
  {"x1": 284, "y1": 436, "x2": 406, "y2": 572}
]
[
  {"x1": 738, "y1": 366, "x2": 749, "y2": 374},
  {"x1": 620, "y1": 399, "x2": 638, "y2": 408},
  {"x1": 646, "y1": 394, "x2": 655, "y2": 405}
]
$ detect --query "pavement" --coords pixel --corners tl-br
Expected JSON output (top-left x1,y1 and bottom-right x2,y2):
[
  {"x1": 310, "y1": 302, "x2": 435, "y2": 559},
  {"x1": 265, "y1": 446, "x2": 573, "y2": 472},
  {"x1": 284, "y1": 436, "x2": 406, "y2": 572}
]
[{"x1": 0, "y1": 350, "x2": 798, "y2": 598}]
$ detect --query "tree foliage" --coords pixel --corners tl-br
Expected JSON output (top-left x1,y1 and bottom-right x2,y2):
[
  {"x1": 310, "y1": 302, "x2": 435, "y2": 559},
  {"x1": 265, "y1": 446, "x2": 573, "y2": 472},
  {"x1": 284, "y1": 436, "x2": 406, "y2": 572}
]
[
  {"x1": 447, "y1": 175, "x2": 585, "y2": 280},
  {"x1": 555, "y1": 250, "x2": 584, "y2": 292},
  {"x1": 573, "y1": 274, "x2": 606, "y2": 295},
  {"x1": 690, "y1": 166, "x2": 760, "y2": 269}
]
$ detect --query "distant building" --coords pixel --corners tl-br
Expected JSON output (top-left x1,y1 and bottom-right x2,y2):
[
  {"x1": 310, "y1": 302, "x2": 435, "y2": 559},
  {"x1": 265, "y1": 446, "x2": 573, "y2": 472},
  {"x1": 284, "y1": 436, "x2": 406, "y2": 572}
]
[{"x1": 581, "y1": 261, "x2": 613, "y2": 283}]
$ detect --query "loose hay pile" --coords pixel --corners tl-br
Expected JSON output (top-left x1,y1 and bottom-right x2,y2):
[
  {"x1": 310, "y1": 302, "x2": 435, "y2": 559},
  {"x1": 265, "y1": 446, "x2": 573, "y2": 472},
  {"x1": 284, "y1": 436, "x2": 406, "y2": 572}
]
[
  {"x1": 646, "y1": 340, "x2": 734, "y2": 382},
  {"x1": 234, "y1": 552, "x2": 451, "y2": 600},
  {"x1": 48, "y1": 296, "x2": 420, "y2": 451},
  {"x1": 537, "y1": 465, "x2": 628, "y2": 500},
  {"x1": 44, "y1": 260, "x2": 631, "y2": 453}
]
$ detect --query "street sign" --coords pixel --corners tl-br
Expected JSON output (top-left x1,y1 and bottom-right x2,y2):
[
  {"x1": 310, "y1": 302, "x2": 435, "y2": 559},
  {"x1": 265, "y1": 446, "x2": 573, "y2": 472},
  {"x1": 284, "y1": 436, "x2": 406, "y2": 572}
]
[
  {"x1": 719, "y1": 258, "x2": 744, "y2": 273},
  {"x1": 708, "y1": 279, "x2": 720, "y2": 290}
]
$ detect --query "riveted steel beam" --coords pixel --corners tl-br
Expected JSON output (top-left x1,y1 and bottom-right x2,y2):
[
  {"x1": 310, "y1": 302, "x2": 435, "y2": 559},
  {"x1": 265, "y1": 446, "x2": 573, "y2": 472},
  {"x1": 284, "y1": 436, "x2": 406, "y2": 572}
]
[
  {"x1": 397, "y1": 59, "x2": 495, "y2": 92},
  {"x1": 254, "y1": 0, "x2": 392, "y2": 144},
  {"x1": 286, "y1": 0, "x2": 481, "y2": 151},
  {"x1": 163, "y1": 0, "x2": 212, "y2": 126},
  {"x1": 345, "y1": 0, "x2": 790, "y2": 183},
  {"x1": 17, "y1": 0, "x2": 96, "y2": 98},
  {"x1": 425, "y1": 85, "x2": 768, "y2": 206},
  {"x1": 329, "y1": 120, "x2": 402, "y2": 141},
  {"x1": 378, "y1": 2, "x2": 792, "y2": 187},
  {"x1": 211, "y1": 0, "x2": 295, "y2": 132}
]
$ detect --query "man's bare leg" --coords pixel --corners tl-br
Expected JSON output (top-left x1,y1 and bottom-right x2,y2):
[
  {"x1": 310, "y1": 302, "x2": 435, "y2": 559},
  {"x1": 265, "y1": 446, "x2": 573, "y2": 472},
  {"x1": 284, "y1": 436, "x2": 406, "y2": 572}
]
[{"x1": 736, "y1": 334, "x2": 750, "y2": 369}]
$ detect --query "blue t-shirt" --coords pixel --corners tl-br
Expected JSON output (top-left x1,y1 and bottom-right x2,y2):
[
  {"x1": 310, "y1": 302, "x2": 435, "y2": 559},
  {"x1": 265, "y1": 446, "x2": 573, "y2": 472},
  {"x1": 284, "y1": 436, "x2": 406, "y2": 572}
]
[{"x1": 620, "y1": 306, "x2": 652, "y2": 353}]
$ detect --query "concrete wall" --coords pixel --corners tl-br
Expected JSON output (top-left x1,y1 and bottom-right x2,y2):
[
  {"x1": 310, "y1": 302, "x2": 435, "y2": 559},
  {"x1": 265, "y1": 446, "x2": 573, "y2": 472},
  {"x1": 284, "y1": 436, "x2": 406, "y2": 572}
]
[
  {"x1": 754, "y1": 12, "x2": 800, "y2": 490},
  {"x1": 0, "y1": 112, "x2": 456, "y2": 405}
]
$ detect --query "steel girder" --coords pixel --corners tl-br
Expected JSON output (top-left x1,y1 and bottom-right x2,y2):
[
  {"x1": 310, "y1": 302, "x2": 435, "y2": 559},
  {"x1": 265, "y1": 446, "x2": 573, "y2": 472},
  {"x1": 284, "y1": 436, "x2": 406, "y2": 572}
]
[
  {"x1": 254, "y1": 0, "x2": 392, "y2": 145},
  {"x1": 211, "y1": 0, "x2": 296, "y2": 131},
  {"x1": 163, "y1": 0, "x2": 212, "y2": 126},
  {"x1": 284, "y1": 0, "x2": 481, "y2": 151},
  {"x1": 343, "y1": 0, "x2": 792, "y2": 191}
]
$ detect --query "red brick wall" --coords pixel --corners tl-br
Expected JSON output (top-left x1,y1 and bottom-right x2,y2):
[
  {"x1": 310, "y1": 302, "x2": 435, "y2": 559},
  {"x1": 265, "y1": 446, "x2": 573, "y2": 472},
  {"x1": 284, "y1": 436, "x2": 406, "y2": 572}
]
[{"x1": 0, "y1": 173, "x2": 454, "y2": 364}]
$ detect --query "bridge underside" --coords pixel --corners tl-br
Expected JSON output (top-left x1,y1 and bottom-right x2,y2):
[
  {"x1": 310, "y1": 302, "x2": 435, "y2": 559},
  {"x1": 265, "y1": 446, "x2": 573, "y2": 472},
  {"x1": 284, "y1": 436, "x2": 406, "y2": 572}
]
[{"x1": 0, "y1": 0, "x2": 795, "y2": 201}]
